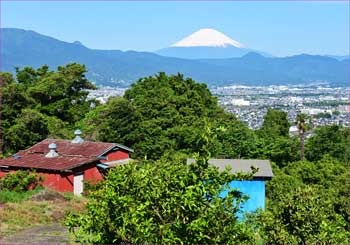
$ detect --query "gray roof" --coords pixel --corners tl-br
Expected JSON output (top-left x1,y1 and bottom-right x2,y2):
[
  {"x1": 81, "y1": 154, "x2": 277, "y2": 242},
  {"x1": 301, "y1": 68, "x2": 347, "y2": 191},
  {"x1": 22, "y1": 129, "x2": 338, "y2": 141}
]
[
  {"x1": 187, "y1": 158, "x2": 273, "y2": 178},
  {"x1": 103, "y1": 158, "x2": 134, "y2": 168},
  {"x1": 114, "y1": 143, "x2": 134, "y2": 153}
]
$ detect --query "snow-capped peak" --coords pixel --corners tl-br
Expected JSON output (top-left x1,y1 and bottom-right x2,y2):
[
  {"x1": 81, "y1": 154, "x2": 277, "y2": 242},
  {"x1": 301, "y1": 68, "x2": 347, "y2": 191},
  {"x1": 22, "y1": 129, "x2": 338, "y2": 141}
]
[{"x1": 171, "y1": 28, "x2": 244, "y2": 48}]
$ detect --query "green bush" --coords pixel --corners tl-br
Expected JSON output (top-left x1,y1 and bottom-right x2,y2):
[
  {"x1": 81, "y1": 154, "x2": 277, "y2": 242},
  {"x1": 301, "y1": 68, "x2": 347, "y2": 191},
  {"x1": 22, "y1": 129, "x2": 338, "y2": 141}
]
[
  {"x1": 256, "y1": 186, "x2": 350, "y2": 244},
  {"x1": 0, "y1": 170, "x2": 44, "y2": 192}
]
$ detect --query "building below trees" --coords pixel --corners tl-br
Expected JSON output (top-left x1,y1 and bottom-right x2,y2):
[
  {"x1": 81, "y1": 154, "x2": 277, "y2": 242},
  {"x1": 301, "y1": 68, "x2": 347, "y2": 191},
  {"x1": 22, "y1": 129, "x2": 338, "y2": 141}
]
[{"x1": 0, "y1": 130, "x2": 133, "y2": 195}]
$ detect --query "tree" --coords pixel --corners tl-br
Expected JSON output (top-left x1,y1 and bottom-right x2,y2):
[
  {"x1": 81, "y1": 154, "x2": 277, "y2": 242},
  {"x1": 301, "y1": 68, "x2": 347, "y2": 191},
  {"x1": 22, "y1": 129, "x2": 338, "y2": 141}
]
[
  {"x1": 259, "y1": 109, "x2": 290, "y2": 138},
  {"x1": 0, "y1": 72, "x2": 35, "y2": 154},
  {"x1": 65, "y1": 126, "x2": 256, "y2": 244},
  {"x1": 306, "y1": 125, "x2": 350, "y2": 163},
  {"x1": 214, "y1": 114, "x2": 258, "y2": 159},
  {"x1": 80, "y1": 73, "x2": 233, "y2": 159},
  {"x1": 256, "y1": 109, "x2": 298, "y2": 167},
  {"x1": 257, "y1": 186, "x2": 350, "y2": 244},
  {"x1": 1, "y1": 64, "x2": 96, "y2": 154},
  {"x1": 78, "y1": 96, "x2": 139, "y2": 145},
  {"x1": 295, "y1": 113, "x2": 309, "y2": 160},
  {"x1": 0, "y1": 72, "x2": 34, "y2": 124},
  {"x1": 257, "y1": 156, "x2": 350, "y2": 244},
  {"x1": 255, "y1": 136, "x2": 300, "y2": 168},
  {"x1": 27, "y1": 63, "x2": 95, "y2": 123},
  {"x1": 4, "y1": 109, "x2": 68, "y2": 152}
]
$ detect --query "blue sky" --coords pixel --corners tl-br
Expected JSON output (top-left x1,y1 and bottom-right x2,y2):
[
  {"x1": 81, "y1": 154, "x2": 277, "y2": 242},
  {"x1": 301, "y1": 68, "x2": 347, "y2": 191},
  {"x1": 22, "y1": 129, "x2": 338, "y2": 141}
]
[{"x1": 2, "y1": 1, "x2": 349, "y2": 56}]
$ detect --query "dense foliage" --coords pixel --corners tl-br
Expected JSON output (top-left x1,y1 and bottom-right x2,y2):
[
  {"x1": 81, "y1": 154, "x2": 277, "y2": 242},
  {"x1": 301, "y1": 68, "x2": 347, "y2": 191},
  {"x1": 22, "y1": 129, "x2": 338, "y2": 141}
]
[
  {"x1": 0, "y1": 63, "x2": 96, "y2": 155},
  {"x1": 306, "y1": 125, "x2": 350, "y2": 163},
  {"x1": 66, "y1": 159, "x2": 258, "y2": 243},
  {"x1": 256, "y1": 109, "x2": 299, "y2": 167},
  {"x1": 256, "y1": 157, "x2": 350, "y2": 243},
  {"x1": 65, "y1": 127, "x2": 257, "y2": 244},
  {"x1": 0, "y1": 170, "x2": 43, "y2": 192}
]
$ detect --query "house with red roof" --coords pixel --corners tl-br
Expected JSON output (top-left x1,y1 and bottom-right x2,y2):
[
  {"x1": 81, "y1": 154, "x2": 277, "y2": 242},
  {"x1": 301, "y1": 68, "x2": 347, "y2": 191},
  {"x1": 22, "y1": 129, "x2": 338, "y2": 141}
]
[{"x1": 0, "y1": 130, "x2": 133, "y2": 195}]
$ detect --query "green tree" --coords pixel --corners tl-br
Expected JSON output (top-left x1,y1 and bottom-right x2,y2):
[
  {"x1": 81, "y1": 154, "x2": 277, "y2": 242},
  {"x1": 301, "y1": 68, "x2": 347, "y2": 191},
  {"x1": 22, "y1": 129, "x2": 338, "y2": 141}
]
[
  {"x1": 78, "y1": 96, "x2": 138, "y2": 145},
  {"x1": 1, "y1": 64, "x2": 96, "y2": 154},
  {"x1": 256, "y1": 136, "x2": 300, "y2": 168},
  {"x1": 306, "y1": 125, "x2": 350, "y2": 163},
  {"x1": 256, "y1": 109, "x2": 298, "y2": 167},
  {"x1": 80, "y1": 73, "x2": 233, "y2": 159},
  {"x1": 258, "y1": 156, "x2": 350, "y2": 244},
  {"x1": 214, "y1": 115, "x2": 258, "y2": 159},
  {"x1": 4, "y1": 109, "x2": 69, "y2": 152},
  {"x1": 1, "y1": 72, "x2": 34, "y2": 128},
  {"x1": 27, "y1": 63, "x2": 95, "y2": 123},
  {"x1": 259, "y1": 109, "x2": 290, "y2": 138},
  {"x1": 257, "y1": 186, "x2": 350, "y2": 244}
]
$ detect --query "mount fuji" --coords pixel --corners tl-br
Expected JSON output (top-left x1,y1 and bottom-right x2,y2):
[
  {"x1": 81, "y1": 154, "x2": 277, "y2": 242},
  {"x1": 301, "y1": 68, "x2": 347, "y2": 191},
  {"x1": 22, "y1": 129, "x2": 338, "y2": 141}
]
[{"x1": 156, "y1": 28, "x2": 270, "y2": 59}]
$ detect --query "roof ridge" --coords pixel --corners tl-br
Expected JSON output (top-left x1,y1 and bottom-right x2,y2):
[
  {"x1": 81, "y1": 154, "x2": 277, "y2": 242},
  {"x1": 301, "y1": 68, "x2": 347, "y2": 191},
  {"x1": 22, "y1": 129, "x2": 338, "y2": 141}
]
[
  {"x1": 18, "y1": 151, "x2": 96, "y2": 159},
  {"x1": 46, "y1": 139, "x2": 119, "y2": 145}
]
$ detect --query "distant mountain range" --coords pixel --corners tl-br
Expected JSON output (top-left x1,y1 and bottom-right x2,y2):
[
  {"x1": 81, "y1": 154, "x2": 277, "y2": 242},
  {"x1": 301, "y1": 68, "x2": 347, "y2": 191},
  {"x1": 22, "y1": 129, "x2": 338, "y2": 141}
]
[{"x1": 1, "y1": 28, "x2": 349, "y2": 87}]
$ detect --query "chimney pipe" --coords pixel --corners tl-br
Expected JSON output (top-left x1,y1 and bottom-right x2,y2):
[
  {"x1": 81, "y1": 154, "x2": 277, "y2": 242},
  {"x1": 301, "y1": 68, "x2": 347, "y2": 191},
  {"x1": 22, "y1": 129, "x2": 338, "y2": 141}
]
[
  {"x1": 45, "y1": 143, "x2": 59, "y2": 158},
  {"x1": 72, "y1": 129, "x2": 84, "y2": 144}
]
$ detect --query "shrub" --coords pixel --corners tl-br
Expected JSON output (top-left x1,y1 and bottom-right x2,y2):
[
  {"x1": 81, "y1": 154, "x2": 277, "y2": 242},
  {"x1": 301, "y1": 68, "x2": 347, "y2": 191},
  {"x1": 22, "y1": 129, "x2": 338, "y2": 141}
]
[
  {"x1": 83, "y1": 179, "x2": 104, "y2": 196},
  {"x1": 0, "y1": 170, "x2": 44, "y2": 192}
]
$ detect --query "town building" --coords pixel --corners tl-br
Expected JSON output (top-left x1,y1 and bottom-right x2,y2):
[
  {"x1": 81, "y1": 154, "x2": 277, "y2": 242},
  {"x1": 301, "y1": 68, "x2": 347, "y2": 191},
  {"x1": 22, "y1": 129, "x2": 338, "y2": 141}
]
[{"x1": 0, "y1": 130, "x2": 133, "y2": 195}]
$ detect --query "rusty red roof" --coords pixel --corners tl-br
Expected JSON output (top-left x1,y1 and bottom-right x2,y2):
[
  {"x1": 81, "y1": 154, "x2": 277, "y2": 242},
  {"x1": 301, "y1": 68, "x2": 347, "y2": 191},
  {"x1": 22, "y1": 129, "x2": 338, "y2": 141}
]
[
  {"x1": 27, "y1": 139, "x2": 118, "y2": 157},
  {"x1": 0, "y1": 139, "x2": 133, "y2": 171},
  {"x1": 0, "y1": 152, "x2": 97, "y2": 171}
]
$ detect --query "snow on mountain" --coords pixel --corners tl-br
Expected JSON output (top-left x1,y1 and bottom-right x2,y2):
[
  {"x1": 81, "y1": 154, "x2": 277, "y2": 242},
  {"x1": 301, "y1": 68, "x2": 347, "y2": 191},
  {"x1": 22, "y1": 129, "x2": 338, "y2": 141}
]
[
  {"x1": 171, "y1": 28, "x2": 245, "y2": 48},
  {"x1": 156, "y1": 28, "x2": 254, "y2": 59}
]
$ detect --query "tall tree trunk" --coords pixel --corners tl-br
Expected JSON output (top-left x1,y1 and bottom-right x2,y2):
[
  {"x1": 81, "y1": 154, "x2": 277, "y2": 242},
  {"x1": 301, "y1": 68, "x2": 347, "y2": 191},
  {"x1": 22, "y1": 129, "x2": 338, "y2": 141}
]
[{"x1": 300, "y1": 131, "x2": 305, "y2": 160}]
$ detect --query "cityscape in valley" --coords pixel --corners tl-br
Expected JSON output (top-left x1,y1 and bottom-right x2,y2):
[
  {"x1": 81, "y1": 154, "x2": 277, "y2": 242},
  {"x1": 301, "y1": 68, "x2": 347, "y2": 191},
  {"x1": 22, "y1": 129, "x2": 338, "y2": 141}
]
[
  {"x1": 88, "y1": 84, "x2": 350, "y2": 130},
  {"x1": 214, "y1": 85, "x2": 350, "y2": 130}
]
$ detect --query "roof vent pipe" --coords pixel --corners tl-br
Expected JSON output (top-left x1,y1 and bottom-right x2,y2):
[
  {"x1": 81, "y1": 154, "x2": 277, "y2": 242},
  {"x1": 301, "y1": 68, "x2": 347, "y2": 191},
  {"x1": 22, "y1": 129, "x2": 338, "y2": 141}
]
[
  {"x1": 45, "y1": 143, "x2": 59, "y2": 158},
  {"x1": 72, "y1": 129, "x2": 84, "y2": 144}
]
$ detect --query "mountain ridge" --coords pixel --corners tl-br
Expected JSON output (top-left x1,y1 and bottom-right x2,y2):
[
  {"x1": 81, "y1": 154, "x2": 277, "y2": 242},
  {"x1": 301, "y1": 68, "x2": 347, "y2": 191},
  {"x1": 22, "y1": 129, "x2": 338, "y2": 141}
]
[{"x1": 2, "y1": 28, "x2": 349, "y2": 87}]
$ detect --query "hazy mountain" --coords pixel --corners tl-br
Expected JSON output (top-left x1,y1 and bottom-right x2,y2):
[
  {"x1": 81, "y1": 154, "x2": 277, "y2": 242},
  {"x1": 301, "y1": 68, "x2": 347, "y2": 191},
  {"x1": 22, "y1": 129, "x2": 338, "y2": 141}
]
[
  {"x1": 156, "y1": 28, "x2": 270, "y2": 59},
  {"x1": 200, "y1": 52, "x2": 349, "y2": 86},
  {"x1": 325, "y1": 55, "x2": 350, "y2": 61},
  {"x1": 2, "y1": 28, "x2": 348, "y2": 87}
]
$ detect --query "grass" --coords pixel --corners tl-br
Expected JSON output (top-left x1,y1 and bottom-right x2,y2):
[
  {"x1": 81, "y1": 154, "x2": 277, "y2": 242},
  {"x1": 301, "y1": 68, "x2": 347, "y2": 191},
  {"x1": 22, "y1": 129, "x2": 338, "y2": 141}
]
[
  {"x1": 0, "y1": 187, "x2": 43, "y2": 204},
  {"x1": 0, "y1": 188, "x2": 87, "y2": 239}
]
